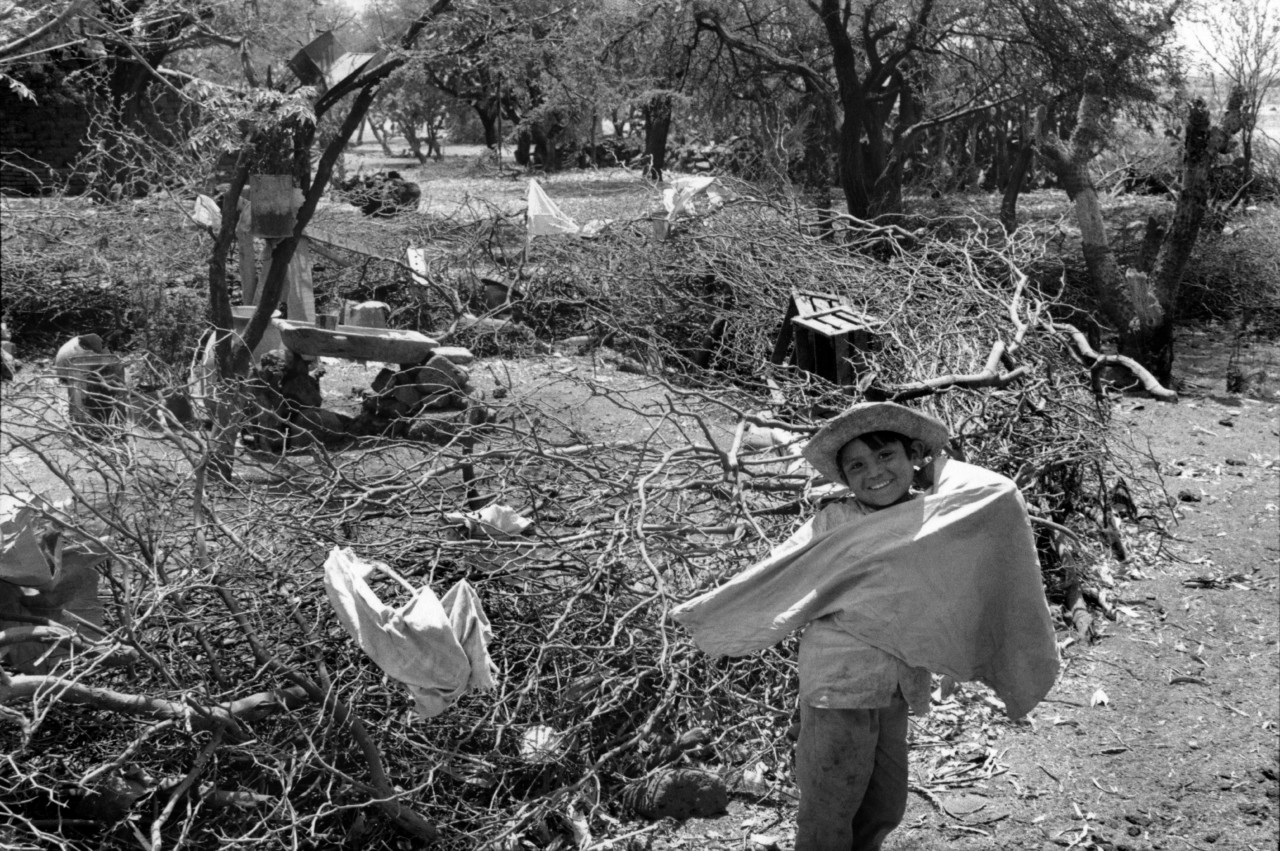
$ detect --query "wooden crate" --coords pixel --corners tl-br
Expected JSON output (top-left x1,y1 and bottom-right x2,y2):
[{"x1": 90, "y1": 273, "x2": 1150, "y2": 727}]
[
  {"x1": 790, "y1": 307, "x2": 880, "y2": 387},
  {"x1": 769, "y1": 289, "x2": 850, "y2": 365}
]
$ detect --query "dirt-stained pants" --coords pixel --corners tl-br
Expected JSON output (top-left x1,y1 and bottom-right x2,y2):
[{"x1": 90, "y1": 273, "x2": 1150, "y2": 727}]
[{"x1": 794, "y1": 692, "x2": 910, "y2": 851}]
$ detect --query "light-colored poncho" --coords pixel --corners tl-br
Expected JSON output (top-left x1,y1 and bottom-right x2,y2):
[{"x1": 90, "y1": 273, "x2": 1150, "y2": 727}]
[{"x1": 672, "y1": 459, "x2": 1059, "y2": 719}]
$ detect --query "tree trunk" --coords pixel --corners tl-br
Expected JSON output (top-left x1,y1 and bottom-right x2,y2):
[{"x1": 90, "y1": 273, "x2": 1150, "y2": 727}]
[
  {"x1": 1035, "y1": 76, "x2": 1146, "y2": 357},
  {"x1": 514, "y1": 129, "x2": 532, "y2": 167},
  {"x1": 643, "y1": 93, "x2": 673, "y2": 180},
  {"x1": 424, "y1": 118, "x2": 443, "y2": 160},
  {"x1": 999, "y1": 139, "x2": 1035, "y2": 233},
  {"x1": 1127, "y1": 92, "x2": 1245, "y2": 383},
  {"x1": 798, "y1": 85, "x2": 835, "y2": 210},
  {"x1": 368, "y1": 120, "x2": 392, "y2": 156},
  {"x1": 1037, "y1": 75, "x2": 1244, "y2": 386},
  {"x1": 473, "y1": 100, "x2": 501, "y2": 148},
  {"x1": 817, "y1": 0, "x2": 900, "y2": 219},
  {"x1": 401, "y1": 119, "x2": 426, "y2": 163}
]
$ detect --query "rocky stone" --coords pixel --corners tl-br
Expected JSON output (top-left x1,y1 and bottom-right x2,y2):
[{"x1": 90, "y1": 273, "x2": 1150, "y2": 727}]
[
  {"x1": 365, "y1": 354, "x2": 471, "y2": 422},
  {"x1": 1, "y1": 341, "x2": 16, "y2": 381},
  {"x1": 135, "y1": 384, "x2": 196, "y2": 428},
  {"x1": 404, "y1": 402, "x2": 492, "y2": 443},
  {"x1": 431, "y1": 346, "x2": 475, "y2": 365},
  {"x1": 337, "y1": 171, "x2": 421, "y2": 217},
  {"x1": 244, "y1": 350, "x2": 322, "y2": 449},
  {"x1": 1, "y1": 323, "x2": 16, "y2": 379},
  {"x1": 556, "y1": 335, "x2": 592, "y2": 354},
  {"x1": 292, "y1": 406, "x2": 352, "y2": 445},
  {"x1": 345, "y1": 301, "x2": 390, "y2": 328},
  {"x1": 624, "y1": 768, "x2": 728, "y2": 820}
]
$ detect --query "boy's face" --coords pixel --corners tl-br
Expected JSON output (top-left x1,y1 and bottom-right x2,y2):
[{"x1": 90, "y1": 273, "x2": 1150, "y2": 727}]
[{"x1": 839, "y1": 437, "x2": 925, "y2": 508}]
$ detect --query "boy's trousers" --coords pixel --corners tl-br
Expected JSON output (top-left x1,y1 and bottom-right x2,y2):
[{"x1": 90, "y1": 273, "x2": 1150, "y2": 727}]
[{"x1": 794, "y1": 692, "x2": 910, "y2": 851}]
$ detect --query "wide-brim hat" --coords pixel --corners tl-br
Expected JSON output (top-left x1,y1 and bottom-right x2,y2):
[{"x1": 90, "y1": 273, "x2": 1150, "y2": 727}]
[{"x1": 802, "y1": 402, "x2": 950, "y2": 484}]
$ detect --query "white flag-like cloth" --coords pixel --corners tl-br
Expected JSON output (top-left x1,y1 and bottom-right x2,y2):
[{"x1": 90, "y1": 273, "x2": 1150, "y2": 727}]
[
  {"x1": 526, "y1": 179, "x2": 580, "y2": 237},
  {"x1": 191, "y1": 195, "x2": 221, "y2": 228},
  {"x1": 661, "y1": 175, "x2": 721, "y2": 222},
  {"x1": 405, "y1": 247, "x2": 430, "y2": 287},
  {"x1": 323, "y1": 547, "x2": 498, "y2": 718}
]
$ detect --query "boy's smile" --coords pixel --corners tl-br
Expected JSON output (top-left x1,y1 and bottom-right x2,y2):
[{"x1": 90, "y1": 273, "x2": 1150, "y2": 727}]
[{"x1": 839, "y1": 437, "x2": 924, "y2": 508}]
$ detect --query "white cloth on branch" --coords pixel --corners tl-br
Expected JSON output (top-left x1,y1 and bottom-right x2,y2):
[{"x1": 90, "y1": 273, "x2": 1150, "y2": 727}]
[
  {"x1": 526, "y1": 179, "x2": 580, "y2": 237},
  {"x1": 405, "y1": 247, "x2": 431, "y2": 287},
  {"x1": 323, "y1": 547, "x2": 498, "y2": 718},
  {"x1": 661, "y1": 176, "x2": 721, "y2": 221}
]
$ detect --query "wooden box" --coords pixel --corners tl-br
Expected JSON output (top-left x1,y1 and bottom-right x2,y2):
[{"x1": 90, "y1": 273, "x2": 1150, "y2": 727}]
[
  {"x1": 790, "y1": 307, "x2": 880, "y2": 387},
  {"x1": 770, "y1": 289, "x2": 849, "y2": 365}
]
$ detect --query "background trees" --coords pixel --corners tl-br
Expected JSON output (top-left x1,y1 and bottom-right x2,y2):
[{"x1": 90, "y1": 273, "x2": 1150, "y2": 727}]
[
  {"x1": 3, "y1": 0, "x2": 1275, "y2": 390},
  {"x1": 1188, "y1": 0, "x2": 1280, "y2": 199}
]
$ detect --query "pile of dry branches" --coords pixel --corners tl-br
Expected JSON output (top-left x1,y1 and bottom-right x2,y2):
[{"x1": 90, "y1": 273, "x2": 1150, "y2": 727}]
[{"x1": 1, "y1": 198, "x2": 1165, "y2": 849}]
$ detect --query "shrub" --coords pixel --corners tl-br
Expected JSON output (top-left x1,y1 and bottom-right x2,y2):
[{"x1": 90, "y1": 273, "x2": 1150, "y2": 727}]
[
  {"x1": 1, "y1": 270, "x2": 133, "y2": 354},
  {"x1": 125, "y1": 282, "x2": 208, "y2": 367},
  {"x1": 1179, "y1": 204, "x2": 1280, "y2": 334}
]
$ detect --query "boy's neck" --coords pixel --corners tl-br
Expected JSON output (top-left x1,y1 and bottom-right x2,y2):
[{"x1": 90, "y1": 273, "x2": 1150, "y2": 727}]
[{"x1": 856, "y1": 491, "x2": 917, "y2": 512}]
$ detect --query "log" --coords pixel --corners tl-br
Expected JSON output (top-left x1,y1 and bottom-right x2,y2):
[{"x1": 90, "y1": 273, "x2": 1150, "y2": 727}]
[{"x1": 275, "y1": 319, "x2": 438, "y2": 363}]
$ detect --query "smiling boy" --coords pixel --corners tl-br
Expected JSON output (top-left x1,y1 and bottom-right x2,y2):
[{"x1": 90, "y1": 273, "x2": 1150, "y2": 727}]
[
  {"x1": 672, "y1": 401, "x2": 1059, "y2": 851},
  {"x1": 787, "y1": 404, "x2": 948, "y2": 850}
]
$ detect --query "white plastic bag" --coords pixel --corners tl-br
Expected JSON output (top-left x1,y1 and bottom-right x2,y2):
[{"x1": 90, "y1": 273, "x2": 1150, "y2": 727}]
[{"x1": 323, "y1": 547, "x2": 497, "y2": 717}]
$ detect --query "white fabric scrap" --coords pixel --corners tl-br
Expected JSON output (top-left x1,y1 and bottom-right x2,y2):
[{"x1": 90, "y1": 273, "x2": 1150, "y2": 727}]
[
  {"x1": 192, "y1": 194, "x2": 221, "y2": 228},
  {"x1": 323, "y1": 547, "x2": 497, "y2": 718},
  {"x1": 661, "y1": 175, "x2": 721, "y2": 221},
  {"x1": 526, "y1": 179, "x2": 580, "y2": 237},
  {"x1": 405, "y1": 247, "x2": 430, "y2": 287},
  {"x1": 445, "y1": 504, "x2": 533, "y2": 540}
]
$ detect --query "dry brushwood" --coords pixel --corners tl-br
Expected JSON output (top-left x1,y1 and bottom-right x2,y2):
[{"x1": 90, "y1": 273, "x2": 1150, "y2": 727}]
[{"x1": 0, "y1": 198, "x2": 1168, "y2": 850}]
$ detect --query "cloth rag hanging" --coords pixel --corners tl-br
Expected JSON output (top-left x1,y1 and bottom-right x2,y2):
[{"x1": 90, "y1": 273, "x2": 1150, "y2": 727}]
[
  {"x1": 526, "y1": 179, "x2": 580, "y2": 237},
  {"x1": 323, "y1": 547, "x2": 497, "y2": 718},
  {"x1": 661, "y1": 175, "x2": 720, "y2": 221},
  {"x1": 671, "y1": 459, "x2": 1059, "y2": 719}
]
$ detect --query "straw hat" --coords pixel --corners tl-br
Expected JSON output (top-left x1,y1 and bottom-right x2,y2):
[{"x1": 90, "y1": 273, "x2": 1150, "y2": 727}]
[{"x1": 802, "y1": 402, "x2": 949, "y2": 484}]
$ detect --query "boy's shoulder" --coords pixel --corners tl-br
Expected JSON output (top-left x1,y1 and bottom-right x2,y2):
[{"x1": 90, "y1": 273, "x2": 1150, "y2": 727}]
[
  {"x1": 933, "y1": 458, "x2": 1018, "y2": 492},
  {"x1": 811, "y1": 493, "x2": 874, "y2": 532}
]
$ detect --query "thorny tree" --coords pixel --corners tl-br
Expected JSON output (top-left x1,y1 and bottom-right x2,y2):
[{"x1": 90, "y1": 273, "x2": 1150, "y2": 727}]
[{"x1": 1035, "y1": 72, "x2": 1245, "y2": 385}]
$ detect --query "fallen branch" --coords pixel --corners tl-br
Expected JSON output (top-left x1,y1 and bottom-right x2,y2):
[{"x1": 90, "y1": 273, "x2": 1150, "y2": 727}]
[
  {"x1": 879, "y1": 338, "x2": 1030, "y2": 401},
  {"x1": 1056, "y1": 323, "x2": 1177, "y2": 401},
  {"x1": 0, "y1": 624, "x2": 139, "y2": 667},
  {"x1": 0, "y1": 677, "x2": 309, "y2": 736}
]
